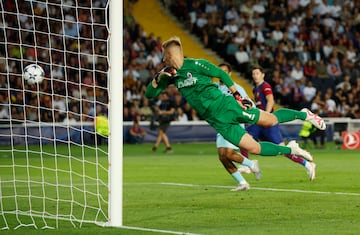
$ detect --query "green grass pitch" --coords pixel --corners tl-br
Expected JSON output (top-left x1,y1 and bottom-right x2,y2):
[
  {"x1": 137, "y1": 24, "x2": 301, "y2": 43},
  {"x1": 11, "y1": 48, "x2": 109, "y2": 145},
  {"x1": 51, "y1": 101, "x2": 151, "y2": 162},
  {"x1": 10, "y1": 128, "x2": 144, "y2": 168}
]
[{"x1": 0, "y1": 142, "x2": 360, "y2": 235}]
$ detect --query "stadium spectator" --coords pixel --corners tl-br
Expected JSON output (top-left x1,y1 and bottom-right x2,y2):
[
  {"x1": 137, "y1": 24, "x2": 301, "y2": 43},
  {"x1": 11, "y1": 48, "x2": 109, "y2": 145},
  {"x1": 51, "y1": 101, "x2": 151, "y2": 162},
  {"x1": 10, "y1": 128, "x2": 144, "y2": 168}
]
[
  {"x1": 252, "y1": 0, "x2": 266, "y2": 15},
  {"x1": 336, "y1": 74, "x2": 352, "y2": 93},
  {"x1": 40, "y1": 95, "x2": 53, "y2": 122},
  {"x1": 63, "y1": 15, "x2": 82, "y2": 38},
  {"x1": 250, "y1": 25, "x2": 265, "y2": 46},
  {"x1": 189, "y1": 107, "x2": 200, "y2": 121},
  {"x1": 234, "y1": 45, "x2": 250, "y2": 75},
  {"x1": 127, "y1": 120, "x2": 147, "y2": 144},
  {"x1": 128, "y1": 104, "x2": 140, "y2": 122},
  {"x1": 201, "y1": 13, "x2": 219, "y2": 48},
  {"x1": 139, "y1": 98, "x2": 153, "y2": 121},
  {"x1": 233, "y1": 25, "x2": 248, "y2": 45},
  {"x1": 310, "y1": 91, "x2": 326, "y2": 116},
  {"x1": 271, "y1": 25, "x2": 284, "y2": 42},
  {"x1": 205, "y1": 0, "x2": 218, "y2": 15},
  {"x1": 324, "y1": 89, "x2": 339, "y2": 117},
  {"x1": 326, "y1": 55, "x2": 343, "y2": 84},
  {"x1": 298, "y1": 45, "x2": 312, "y2": 64},
  {"x1": 303, "y1": 80, "x2": 317, "y2": 108},
  {"x1": 224, "y1": 5, "x2": 239, "y2": 23},
  {"x1": 188, "y1": 0, "x2": 202, "y2": 33},
  {"x1": 274, "y1": 76, "x2": 291, "y2": 106},
  {"x1": 175, "y1": 107, "x2": 188, "y2": 122},
  {"x1": 289, "y1": 80, "x2": 306, "y2": 110},
  {"x1": 310, "y1": 41, "x2": 325, "y2": 62},
  {"x1": 0, "y1": 103, "x2": 10, "y2": 121},
  {"x1": 303, "y1": 60, "x2": 317, "y2": 81},
  {"x1": 290, "y1": 60, "x2": 305, "y2": 81},
  {"x1": 151, "y1": 91, "x2": 175, "y2": 153},
  {"x1": 63, "y1": 112, "x2": 78, "y2": 125},
  {"x1": 345, "y1": 92, "x2": 360, "y2": 119},
  {"x1": 345, "y1": 42, "x2": 357, "y2": 64},
  {"x1": 257, "y1": 49, "x2": 272, "y2": 71},
  {"x1": 239, "y1": 0, "x2": 254, "y2": 18},
  {"x1": 223, "y1": 18, "x2": 239, "y2": 36},
  {"x1": 194, "y1": 12, "x2": 208, "y2": 37},
  {"x1": 315, "y1": 59, "x2": 329, "y2": 80},
  {"x1": 146, "y1": 48, "x2": 162, "y2": 69},
  {"x1": 52, "y1": 95, "x2": 67, "y2": 116},
  {"x1": 123, "y1": 107, "x2": 133, "y2": 122},
  {"x1": 322, "y1": 39, "x2": 334, "y2": 59}
]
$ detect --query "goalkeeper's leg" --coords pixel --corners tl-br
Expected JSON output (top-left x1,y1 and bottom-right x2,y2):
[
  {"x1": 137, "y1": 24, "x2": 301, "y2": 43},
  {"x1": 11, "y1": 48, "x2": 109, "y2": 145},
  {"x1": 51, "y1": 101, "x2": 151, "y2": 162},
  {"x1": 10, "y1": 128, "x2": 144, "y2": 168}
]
[
  {"x1": 238, "y1": 133, "x2": 313, "y2": 161},
  {"x1": 257, "y1": 108, "x2": 326, "y2": 130}
]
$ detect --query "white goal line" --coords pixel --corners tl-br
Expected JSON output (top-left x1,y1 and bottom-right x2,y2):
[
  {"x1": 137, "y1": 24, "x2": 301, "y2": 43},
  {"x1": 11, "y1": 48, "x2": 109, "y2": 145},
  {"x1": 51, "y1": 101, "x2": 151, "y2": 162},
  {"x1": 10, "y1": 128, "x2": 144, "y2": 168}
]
[
  {"x1": 1, "y1": 211, "x2": 201, "y2": 235},
  {"x1": 157, "y1": 182, "x2": 360, "y2": 197}
]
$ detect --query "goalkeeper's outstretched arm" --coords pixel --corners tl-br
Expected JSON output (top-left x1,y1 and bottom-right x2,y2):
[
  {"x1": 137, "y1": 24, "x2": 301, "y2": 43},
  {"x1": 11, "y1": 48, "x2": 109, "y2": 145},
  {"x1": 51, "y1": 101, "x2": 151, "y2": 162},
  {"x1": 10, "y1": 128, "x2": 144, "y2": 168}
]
[
  {"x1": 145, "y1": 81, "x2": 163, "y2": 98},
  {"x1": 145, "y1": 67, "x2": 176, "y2": 98}
]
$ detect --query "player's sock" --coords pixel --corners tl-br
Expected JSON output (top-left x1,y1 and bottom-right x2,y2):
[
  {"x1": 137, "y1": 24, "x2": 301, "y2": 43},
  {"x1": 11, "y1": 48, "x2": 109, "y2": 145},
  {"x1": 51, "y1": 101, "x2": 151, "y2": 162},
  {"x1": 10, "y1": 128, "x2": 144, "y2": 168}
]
[
  {"x1": 273, "y1": 108, "x2": 307, "y2": 123},
  {"x1": 284, "y1": 154, "x2": 306, "y2": 165},
  {"x1": 241, "y1": 157, "x2": 253, "y2": 168},
  {"x1": 231, "y1": 171, "x2": 247, "y2": 185},
  {"x1": 259, "y1": 142, "x2": 291, "y2": 156}
]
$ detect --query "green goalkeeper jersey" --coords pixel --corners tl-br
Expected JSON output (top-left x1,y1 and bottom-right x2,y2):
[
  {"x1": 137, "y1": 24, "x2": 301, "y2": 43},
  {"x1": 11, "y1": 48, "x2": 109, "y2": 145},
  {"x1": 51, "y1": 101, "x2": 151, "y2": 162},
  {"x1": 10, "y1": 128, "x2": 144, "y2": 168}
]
[
  {"x1": 145, "y1": 58, "x2": 235, "y2": 117},
  {"x1": 145, "y1": 58, "x2": 260, "y2": 146}
]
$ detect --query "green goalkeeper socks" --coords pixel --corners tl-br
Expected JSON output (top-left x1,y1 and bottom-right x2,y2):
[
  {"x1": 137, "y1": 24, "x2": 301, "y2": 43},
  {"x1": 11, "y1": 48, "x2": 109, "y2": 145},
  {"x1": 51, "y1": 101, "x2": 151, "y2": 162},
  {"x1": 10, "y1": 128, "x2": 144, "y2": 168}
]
[
  {"x1": 273, "y1": 108, "x2": 306, "y2": 123},
  {"x1": 259, "y1": 142, "x2": 291, "y2": 156}
]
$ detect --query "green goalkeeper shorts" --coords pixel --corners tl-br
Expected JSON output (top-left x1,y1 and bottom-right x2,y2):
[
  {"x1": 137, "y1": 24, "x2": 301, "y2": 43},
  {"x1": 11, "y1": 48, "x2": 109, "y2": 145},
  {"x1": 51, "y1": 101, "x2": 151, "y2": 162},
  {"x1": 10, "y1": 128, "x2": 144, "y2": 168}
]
[{"x1": 205, "y1": 95, "x2": 260, "y2": 147}]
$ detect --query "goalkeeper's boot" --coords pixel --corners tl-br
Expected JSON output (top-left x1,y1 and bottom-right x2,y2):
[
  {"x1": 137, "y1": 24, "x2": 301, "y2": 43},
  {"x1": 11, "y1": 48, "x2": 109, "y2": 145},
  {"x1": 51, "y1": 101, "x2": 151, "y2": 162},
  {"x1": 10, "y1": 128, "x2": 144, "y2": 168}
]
[
  {"x1": 250, "y1": 160, "x2": 262, "y2": 180},
  {"x1": 231, "y1": 183, "x2": 250, "y2": 191},
  {"x1": 301, "y1": 108, "x2": 326, "y2": 130},
  {"x1": 306, "y1": 162, "x2": 316, "y2": 181},
  {"x1": 287, "y1": 140, "x2": 313, "y2": 162}
]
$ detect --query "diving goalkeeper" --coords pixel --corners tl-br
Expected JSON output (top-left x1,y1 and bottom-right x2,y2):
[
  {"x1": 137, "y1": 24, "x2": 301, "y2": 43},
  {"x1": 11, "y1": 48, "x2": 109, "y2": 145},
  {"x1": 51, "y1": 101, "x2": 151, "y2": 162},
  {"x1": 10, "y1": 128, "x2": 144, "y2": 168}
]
[{"x1": 145, "y1": 36, "x2": 326, "y2": 162}]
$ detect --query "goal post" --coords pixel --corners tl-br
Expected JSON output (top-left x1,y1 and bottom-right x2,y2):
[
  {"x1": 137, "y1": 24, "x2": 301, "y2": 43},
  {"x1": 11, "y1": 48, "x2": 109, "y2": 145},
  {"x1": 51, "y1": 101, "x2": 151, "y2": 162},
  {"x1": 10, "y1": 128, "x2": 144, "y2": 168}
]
[
  {"x1": 0, "y1": 0, "x2": 123, "y2": 229},
  {"x1": 108, "y1": 0, "x2": 123, "y2": 228}
]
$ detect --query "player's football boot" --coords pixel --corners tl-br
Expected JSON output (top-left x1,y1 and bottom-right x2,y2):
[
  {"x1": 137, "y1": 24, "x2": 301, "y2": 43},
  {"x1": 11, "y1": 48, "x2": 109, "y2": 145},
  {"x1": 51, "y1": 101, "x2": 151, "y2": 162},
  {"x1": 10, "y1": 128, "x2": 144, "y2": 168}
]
[
  {"x1": 250, "y1": 160, "x2": 262, "y2": 180},
  {"x1": 231, "y1": 183, "x2": 250, "y2": 191},
  {"x1": 238, "y1": 166, "x2": 252, "y2": 174},
  {"x1": 287, "y1": 140, "x2": 313, "y2": 162},
  {"x1": 301, "y1": 108, "x2": 326, "y2": 130},
  {"x1": 306, "y1": 162, "x2": 316, "y2": 181}
]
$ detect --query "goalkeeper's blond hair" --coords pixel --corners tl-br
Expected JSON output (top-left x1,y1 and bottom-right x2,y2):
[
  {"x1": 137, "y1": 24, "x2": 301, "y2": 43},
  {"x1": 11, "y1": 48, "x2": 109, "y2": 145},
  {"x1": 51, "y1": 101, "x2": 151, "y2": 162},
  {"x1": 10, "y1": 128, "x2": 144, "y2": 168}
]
[{"x1": 162, "y1": 36, "x2": 183, "y2": 53}]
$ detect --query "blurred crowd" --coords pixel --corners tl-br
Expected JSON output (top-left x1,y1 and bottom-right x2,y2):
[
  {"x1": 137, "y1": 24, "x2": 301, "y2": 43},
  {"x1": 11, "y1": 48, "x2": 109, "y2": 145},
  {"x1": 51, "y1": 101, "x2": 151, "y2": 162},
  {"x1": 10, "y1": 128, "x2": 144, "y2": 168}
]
[
  {"x1": 1, "y1": 0, "x2": 360, "y2": 125},
  {"x1": 0, "y1": 0, "x2": 109, "y2": 123},
  {"x1": 123, "y1": 0, "x2": 202, "y2": 123},
  {"x1": 166, "y1": 0, "x2": 360, "y2": 118}
]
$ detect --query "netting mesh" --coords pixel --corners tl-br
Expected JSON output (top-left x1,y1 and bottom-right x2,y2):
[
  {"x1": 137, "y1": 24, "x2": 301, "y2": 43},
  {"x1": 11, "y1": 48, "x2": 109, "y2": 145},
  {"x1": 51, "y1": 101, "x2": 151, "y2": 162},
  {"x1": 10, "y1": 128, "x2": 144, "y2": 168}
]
[{"x1": 0, "y1": 0, "x2": 110, "y2": 229}]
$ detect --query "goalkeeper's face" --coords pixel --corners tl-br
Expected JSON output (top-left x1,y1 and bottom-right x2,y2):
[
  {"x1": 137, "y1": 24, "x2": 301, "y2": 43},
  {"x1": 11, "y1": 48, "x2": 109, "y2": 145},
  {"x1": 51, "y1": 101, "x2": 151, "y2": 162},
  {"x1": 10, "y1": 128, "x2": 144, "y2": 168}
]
[{"x1": 163, "y1": 47, "x2": 183, "y2": 69}]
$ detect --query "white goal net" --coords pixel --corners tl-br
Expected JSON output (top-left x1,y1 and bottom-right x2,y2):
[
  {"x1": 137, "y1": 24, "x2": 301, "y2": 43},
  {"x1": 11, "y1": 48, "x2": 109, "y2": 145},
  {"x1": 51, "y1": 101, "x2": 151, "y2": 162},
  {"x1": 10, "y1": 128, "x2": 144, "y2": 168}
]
[{"x1": 0, "y1": 0, "x2": 122, "y2": 229}]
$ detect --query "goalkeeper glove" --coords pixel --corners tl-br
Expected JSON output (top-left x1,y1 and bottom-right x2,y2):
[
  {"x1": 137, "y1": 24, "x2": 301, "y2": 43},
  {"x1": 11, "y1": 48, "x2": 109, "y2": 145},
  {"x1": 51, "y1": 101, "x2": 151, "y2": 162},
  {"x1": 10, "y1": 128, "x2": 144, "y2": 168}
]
[
  {"x1": 153, "y1": 66, "x2": 177, "y2": 84},
  {"x1": 233, "y1": 91, "x2": 253, "y2": 109}
]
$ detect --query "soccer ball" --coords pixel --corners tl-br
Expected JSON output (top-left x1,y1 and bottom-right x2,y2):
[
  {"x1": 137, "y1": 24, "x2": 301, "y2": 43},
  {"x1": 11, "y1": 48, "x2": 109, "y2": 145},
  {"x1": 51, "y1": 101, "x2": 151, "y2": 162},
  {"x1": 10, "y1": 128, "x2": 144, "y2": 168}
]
[{"x1": 23, "y1": 64, "x2": 45, "y2": 85}]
